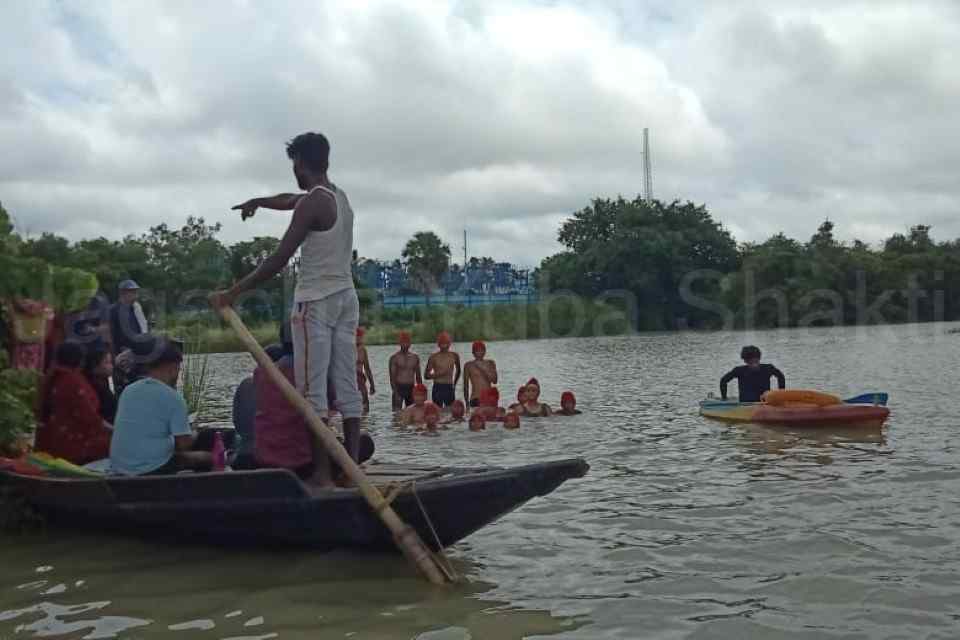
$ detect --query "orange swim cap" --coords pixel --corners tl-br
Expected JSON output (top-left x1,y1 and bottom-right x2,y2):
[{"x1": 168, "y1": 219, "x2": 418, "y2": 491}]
[
  {"x1": 437, "y1": 331, "x2": 452, "y2": 345},
  {"x1": 398, "y1": 331, "x2": 412, "y2": 345},
  {"x1": 423, "y1": 402, "x2": 440, "y2": 417},
  {"x1": 413, "y1": 383, "x2": 428, "y2": 395},
  {"x1": 561, "y1": 391, "x2": 576, "y2": 405},
  {"x1": 472, "y1": 340, "x2": 486, "y2": 352}
]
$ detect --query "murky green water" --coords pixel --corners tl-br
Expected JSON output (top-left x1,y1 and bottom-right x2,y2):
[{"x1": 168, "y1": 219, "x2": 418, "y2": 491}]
[{"x1": 4, "y1": 323, "x2": 960, "y2": 639}]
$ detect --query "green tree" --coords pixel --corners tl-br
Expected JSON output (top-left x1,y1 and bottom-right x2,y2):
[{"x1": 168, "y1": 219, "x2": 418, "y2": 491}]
[
  {"x1": 541, "y1": 197, "x2": 739, "y2": 329},
  {"x1": 402, "y1": 231, "x2": 451, "y2": 294},
  {"x1": 141, "y1": 217, "x2": 229, "y2": 302}
]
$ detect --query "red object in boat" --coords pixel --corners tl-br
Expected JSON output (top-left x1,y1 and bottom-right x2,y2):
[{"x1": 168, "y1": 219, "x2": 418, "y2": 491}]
[{"x1": 752, "y1": 403, "x2": 889, "y2": 427}]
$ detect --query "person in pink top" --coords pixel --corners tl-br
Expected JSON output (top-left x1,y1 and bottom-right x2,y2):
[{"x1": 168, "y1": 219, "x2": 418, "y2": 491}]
[{"x1": 254, "y1": 324, "x2": 373, "y2": 486}]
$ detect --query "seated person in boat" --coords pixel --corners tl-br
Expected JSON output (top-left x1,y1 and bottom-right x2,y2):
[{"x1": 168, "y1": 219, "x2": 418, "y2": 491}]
[
  {"x1": 253, "y1": 326, "x2": 373, "y2": 487},
  {"x1": 555, "y1": 391, "x2": 582, "y2": 416},
  {"x1": 400, "y1": 383, "x2": 429, "y2": 425},
  {"x1": 83, "y1": 343, "x2": 118, "y2": 424},
  {"x1": 35, "y1": 341, "x2": 113, "y2": 465},
  {"x1": 110, "y1": 338, "x2": 212, "y2": 475},
  {"x1": 514, "y1": 379, "x2": 552, "y2": 417},
  {"x1": 719, "y1": 345, "x2": 786, "y2": 402},
  {"x1": 417, "y1": 402, "x2": 442, "y2": 434},
  {"x1": 468, "y1": 412, "x2": 487, "y2": 432},
  {"x1": 231, "y1": 342, "x2": 286, "y2": 470},
  {"x1": 463, "y1": 340, "x2": 497, "y2": 408}
]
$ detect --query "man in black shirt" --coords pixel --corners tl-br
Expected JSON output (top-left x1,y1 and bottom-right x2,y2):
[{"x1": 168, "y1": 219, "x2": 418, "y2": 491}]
[{"x1": 720, "y1": 345, "x2": 786, "y2": 402}]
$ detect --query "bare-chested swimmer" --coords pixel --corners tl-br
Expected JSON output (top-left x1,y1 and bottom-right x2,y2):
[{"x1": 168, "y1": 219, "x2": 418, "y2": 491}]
[
  {"x1": 389, "y1": 331, "x2": 422, "y2": 410},
  {"x1": 425, "y1": 331, "x2": 461, "y2": 408},
  {"x1": 463, "y1": 340, "x2": 497, "y2": 408}
]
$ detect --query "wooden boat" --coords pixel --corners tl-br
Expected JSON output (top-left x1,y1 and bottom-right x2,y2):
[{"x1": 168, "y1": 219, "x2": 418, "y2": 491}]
[
  {"x1": 0, "y1": 458, "x2": 588, "y2": 550},
  {"x1": 699, "y1": 398, "x2": 889, "y2": 428}
]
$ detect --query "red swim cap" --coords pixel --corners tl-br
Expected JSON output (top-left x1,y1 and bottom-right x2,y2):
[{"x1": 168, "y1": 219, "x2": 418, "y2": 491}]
[
  {"x1": 423, "y1": 402, "x2": 440, "y2": 417},
  {"x1": 414, "y1": 383, "x2": 428, "y2": 395},
  {"x1": 437, "y1": 331, "x2": 452, "y2": 345},
  {"x1": 526, "y1": 377, "x2": 540, "y2": 387},
  {"x1": 472, "y1": 340, "x2": 486, "y2": 352},
  {"x1": 561, "y1": 391, "x2": 576, "y2": 405},
  {"x1": 398, "y1": 331, "x2": 412, "y2": 344}
]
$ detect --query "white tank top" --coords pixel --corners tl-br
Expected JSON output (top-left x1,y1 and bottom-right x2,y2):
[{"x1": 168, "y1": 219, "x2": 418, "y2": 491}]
[{"x1": 294, "y1": 185, "x2": 355, "y2": 303}]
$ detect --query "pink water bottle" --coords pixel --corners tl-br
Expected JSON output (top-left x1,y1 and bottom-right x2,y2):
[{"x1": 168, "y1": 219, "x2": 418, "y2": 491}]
[{"x1": 211, "y1": 431, "x2": 225, "y2": 472}]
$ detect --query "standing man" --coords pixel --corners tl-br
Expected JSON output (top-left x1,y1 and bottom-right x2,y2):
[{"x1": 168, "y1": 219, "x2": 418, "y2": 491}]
[
  {"x1": 424, "y1": 331, "x2": 461, "y2": 408},
  {"x1": 388, "y1": 331, "x2": 422, "y2": 410},
  {"x1": 109, "y1": 280, "x2": 148, "y2": 355},
  {"x1": 210, "y1": 132, "x2": 363, "y2": 489},
  {"x1": 355, "y1": 327, "x2": 375, "y2": 414},
  {"x1": 463, "y1": 340, "x2": 498, "y2": 407}
]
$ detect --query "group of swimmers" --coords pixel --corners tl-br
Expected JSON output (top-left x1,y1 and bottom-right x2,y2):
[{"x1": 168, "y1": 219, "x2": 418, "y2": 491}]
[{"x1": 354, "y1": 330, "x2": 582, "y2": 433}]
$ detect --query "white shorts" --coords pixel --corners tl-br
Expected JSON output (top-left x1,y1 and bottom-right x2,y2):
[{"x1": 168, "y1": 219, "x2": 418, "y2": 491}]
[{"x1": 290, "y1": 289, "x2": 362, "y2": 420}]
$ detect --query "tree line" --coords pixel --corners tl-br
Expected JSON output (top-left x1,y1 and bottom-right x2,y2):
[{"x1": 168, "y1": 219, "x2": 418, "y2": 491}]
[{"x1": 535, "y1": 196, "x2": 960, "y2": 329}]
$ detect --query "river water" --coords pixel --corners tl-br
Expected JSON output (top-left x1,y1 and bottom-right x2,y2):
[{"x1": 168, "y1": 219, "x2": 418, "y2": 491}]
[{"x1": 3, "y1": 323, "x2": 960, "y2": 639}]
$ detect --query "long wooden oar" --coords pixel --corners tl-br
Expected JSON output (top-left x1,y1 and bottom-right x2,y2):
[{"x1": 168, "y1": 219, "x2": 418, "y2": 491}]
[{"x1": 215, "y1": 305, "x2": 451, "y2": 585}]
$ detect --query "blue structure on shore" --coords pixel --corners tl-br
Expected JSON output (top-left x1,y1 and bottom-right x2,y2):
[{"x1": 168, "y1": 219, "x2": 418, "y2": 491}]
[{"x1": 353, "y1": 258, "x2": 536, "y2": 308}]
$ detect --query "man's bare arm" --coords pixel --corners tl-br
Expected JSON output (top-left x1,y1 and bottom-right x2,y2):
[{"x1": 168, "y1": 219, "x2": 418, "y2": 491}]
[
  {"x1": 389, "y1": 355, "x2": 398, "y2": 391},
  {"x1": 232, "y1": 193, "x2": 305, "y2": 220},
  {"x1": 463, "y1": 363, "x2": 471, "y2": 401},
  {"x1": 488, "y1": 360, "x2": 498, "y2": 384},
  {"x1": 424, "y1": 355, "x2": 435, "y2": 380},
  {"x1": 363, "y1": 351, "x2": 375, "y2": 393},
  {"x1": 453, "y1": 353, "x2": 462, "y2": 386},
  {"x1": 415, "y1": 357, "x2": 423, "y2": 384},
  {"x1": 212, "y1": 193, "x2": 335, "y2": 307}
]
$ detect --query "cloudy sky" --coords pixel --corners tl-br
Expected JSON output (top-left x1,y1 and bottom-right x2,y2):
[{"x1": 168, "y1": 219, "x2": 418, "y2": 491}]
[{"x1": 2, "y1": 0, "x2": 958, "y2": 267}]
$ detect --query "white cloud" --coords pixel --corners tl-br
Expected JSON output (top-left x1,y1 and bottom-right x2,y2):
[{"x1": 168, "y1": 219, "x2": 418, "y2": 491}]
[{"x1": 1, "y1": 0, "x2": 959, "y2": 268}]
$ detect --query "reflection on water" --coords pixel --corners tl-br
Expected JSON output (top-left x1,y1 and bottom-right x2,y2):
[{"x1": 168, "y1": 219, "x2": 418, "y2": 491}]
[{"x1": 4, "y1": 323, "x2": 960, "y2": 638}]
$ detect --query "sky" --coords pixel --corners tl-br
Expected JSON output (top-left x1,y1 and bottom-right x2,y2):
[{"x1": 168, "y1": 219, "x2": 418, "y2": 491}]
[{"x1": 2, "y1": 0, "x2": 958, "y2": 268}]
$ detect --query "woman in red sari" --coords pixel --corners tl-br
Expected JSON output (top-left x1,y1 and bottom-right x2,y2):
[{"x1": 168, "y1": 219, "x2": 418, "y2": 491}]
[{"x1": 35, "y1": 341, "x2": 112, "y2": 465}]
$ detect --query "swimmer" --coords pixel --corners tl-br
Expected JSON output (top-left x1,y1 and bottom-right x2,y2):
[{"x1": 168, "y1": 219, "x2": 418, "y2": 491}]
[
  {"x1": 425, "y1": 331, "x2": 461, "y2": 408},
  {"x1": 355, "y1": 327, "x2": 375, "y2": 414},
  {"x1": 502, "y1": 412, "x2": 521, "y2": 430},
  {"x1": 444, "y1": 399, "x2": 466, "y2": 424},
  {"x1": 556, "y1": 391, "x2": 582, "y2": 416},
  {"x1": 418, "y1": 402, "x2": 442, "y2": 434},
  {"x1": 400, "y1": 383, "x2": 429, "y2": 425},
  {"x1": 463, "y1": 340, "x2": 497, "y2": 408},
  {"x1": 389, "y1": 331, "x2": 422, "y2": 410},
  {"x1": 468, "y1": 412, "x2": 487, "y2": 432},
  {"x1": 473, "y1": 387, "x2": 502, "y2": 420},
  {"x1": 519, "y1": 379, "x2": 552, "y2": 417},
  {"x1": 719, "y1": 346, "x2": 786, "y2": 402}
]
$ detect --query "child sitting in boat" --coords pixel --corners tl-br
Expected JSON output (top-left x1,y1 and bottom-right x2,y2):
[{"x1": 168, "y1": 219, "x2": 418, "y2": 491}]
[
  {"x1": 719, "y1": 345, "x2": 786, "y2": 402},
  {"x1": 555, "y1": 391, "x2": 582, "y2": 416},
  {"x1": 400, "y1": 384, "x2": 429, "y2": 425}
]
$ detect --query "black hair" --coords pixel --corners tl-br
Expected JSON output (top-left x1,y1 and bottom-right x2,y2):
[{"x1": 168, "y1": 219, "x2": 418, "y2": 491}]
[
  {"x1": 83, "y1": 342, "x2": 110, "y2": 375},
  {"x1": 286, "y1": 132, "x2": 330, "y2": 172},
  {"x1": 741, "y1": 345, "x2": 762, "y2": 360},
  {"x1": 55, "y1": 341, "x2": 86, "y2": 369},
  {"x1": 145, "y1": 338, "x2": 183, "y2": 368}
]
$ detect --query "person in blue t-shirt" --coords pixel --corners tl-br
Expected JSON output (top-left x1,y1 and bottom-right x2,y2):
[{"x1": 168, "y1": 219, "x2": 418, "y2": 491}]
[{"x1": 110, "y1": 339, "x2": 212, "y2": 475}]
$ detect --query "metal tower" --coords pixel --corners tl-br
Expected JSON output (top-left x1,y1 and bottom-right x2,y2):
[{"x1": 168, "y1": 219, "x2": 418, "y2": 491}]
[{"x1": 642, "y1": 127, "x2": 653, "y2": 204}]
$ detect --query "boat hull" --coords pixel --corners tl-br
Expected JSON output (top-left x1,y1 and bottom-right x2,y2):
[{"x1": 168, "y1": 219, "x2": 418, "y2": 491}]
[
  {"x1": 0, "y1": 459, "x2": 589, "y2": 550},
  {"x1": 699, "y1": 400, "x2": 889, "y2": 428}
]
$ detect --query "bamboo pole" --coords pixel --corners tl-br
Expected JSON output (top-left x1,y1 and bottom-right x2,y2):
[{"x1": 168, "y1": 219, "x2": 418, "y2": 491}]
[{"x1": 215, "y1": 305, "x2": 450, "y2": 585}]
